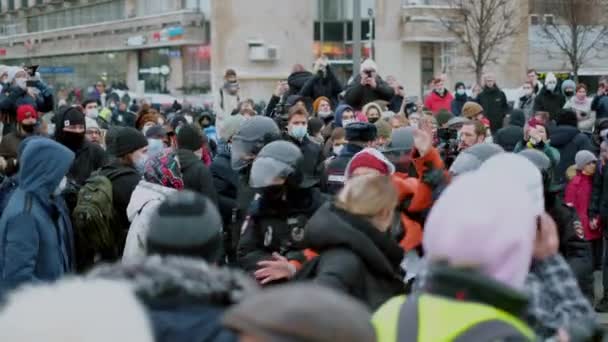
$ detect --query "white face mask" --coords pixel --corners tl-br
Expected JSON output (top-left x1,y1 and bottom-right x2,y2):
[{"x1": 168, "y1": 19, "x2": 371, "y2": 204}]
[
  {"x1": 318, "y1": 110, "x2": 333, "y2": 118},
  {"x1": 87, "y1": 108, "x2": 99, "y2": 119},
  {"x1": 342, "y1": 119, "x2": 355, "y2": 127},
  {"x1": 54, "y1": 177, "x2": 67, "y2": 196},
  {"x1": 185, "y1": 115, "x2": 194, "y2": 124},
  {"x1": 456, "y1": 89, "x2": 466, "y2": 96},
  {"x1": 15, "y1": 77, "x2": 27, "y2": 90},
  {"x1": 333, "y1": 145, "x2": 344, "y2": 155},
  {"x1": 546, "y1": 82, "x2": 556, "y2": 91}
]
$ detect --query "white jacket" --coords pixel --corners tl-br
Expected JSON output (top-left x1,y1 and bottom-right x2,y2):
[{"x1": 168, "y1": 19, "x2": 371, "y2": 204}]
[{"x1": 123, "y1": 181, "x2": 178, "y2": 262}]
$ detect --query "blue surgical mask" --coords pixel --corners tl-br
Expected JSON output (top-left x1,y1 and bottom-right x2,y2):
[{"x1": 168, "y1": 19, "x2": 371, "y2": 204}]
[
  {"x1": 456, "y1": 88, "x2": 466, "y2": 96},
  {"x1": 134, "y1": 154, "x2": 148, "y2": 174},
  {"x1": 147, "y1": 139, "x2": 164, "y2": 156},
  {"x1": 289, "y1": 125, "x2": 308, "y2": 140}
]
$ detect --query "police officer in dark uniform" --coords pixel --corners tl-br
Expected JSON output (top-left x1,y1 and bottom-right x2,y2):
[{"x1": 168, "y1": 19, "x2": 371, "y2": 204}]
[
  {"x1": 228, "y1": 116, "x2": 282, "y2": 262},
  {"x1": 237, "y1": 141, "x2": 325, "y2": 284},
  {"x1": 321, "y1": 122, "x2": 377, "y2": 195}
]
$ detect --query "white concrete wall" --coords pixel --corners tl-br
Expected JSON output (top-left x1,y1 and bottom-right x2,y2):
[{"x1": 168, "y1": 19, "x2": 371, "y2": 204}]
[{"x1": 210, "y1": 0, "x2": 314, "y2": 102}]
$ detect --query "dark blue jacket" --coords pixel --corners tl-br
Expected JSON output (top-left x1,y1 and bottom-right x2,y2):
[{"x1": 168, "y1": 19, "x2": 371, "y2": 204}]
[
  {"x1": 0, "y1": 81, "x2": 54, "y2": 119},
  {"x1": 321, "y1": 144, "x2": 364, "y2": 195},
  {"x1": 0, "y1": 138, "x2": 75, "y2": 295}
]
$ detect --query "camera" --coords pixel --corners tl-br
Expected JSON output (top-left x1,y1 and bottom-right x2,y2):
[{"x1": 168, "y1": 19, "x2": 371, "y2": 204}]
[{"x1": 437, "y1": 128, "x2": 459, "y2": 168}]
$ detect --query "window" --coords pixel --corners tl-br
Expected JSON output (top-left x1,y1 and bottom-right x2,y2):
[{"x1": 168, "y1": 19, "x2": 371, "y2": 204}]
[
  {"x1": 8, "y1": 0, "x2": 15, "y2": 11},
  {"x1": 136, "y1": 0, "x2": 174, "y2": 17},
  {"x1": 530, "y1": 14, "x2": 539, "y2": 25},
  {"x1": 27, "y1": 1, "x2": 126, "y2": 32},
  {"x1": 21, "y1": 0, "x2": 28, "y2": 9},
  {"x1": 184, "y1": 0, "x2": 210, "y2": 14},
  {"x1": 544, "y1": 14, "x2": 554, "y2": 25},
  {"x1": 36, "y1": 0, "x2": 43, "y2": 5}
]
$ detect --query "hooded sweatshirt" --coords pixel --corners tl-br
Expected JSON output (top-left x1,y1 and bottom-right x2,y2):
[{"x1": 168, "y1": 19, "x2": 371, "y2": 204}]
[
  {"x1": 333, "y1": 104, "x2": 354, "y2": 128},
  {"x1": 0, "y1": 138, "x2": 75, "y2": 293},
  {"x1": 424, "y1": 161, "x2": 538, "y2": 290}
]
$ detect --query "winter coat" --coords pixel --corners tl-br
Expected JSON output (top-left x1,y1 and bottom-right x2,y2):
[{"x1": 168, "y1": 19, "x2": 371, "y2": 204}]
[
  {"x1": 321, "y1": 143, "x2": 364, "y2": 195},
  {"x1": 0, "y1": 138, "x2": 74, "y2": 295},
  {"x1": 549, "y1": 125, "x2": 594, "y2": 189},
  {"x1": 296, "y1": 203, "x2": 405, "y2": 310},
  {"x1": 513, "y1": 141, "x2": 561, "y2": 169},
  {"x1": 424, "y1": 91, "x2": 454, "y2": 114},
  {"x1": 0, "y1": 82, "x2": 54, "y2": 124},
  {"x1": 0, "y1": 131, "x2": 26, "y2": 176},
  {"x1": 210, "y1": 142, "x2": 239, "y2": 225},
  {"x1": 99, "y1": 160, "x2": 141, "y2": 246},
  {"x1": 284, "y1": 134, "x2": 324, "y2": 188},
  {"x1": 90, "y1": 256, "x2": 257, "y2": 342},
  {"x1": 494, "y1": 110, "x2": 526, "y2": 152},
  {"x1": 299, "y1": 67, "x2": 343, "y2": 106},
  {"x1": 565, "y1": 172, "x2": 599, "y2": 240},
  {"x1": 450, "y1": 93, "x2": 469, "y2": 116},
  {"x1": 112, "y1": 110, "x2": 137, "y2": 128},
  {"x1": 517, "y1": 95, "x2": 536, "y2": 120},
  {"x1": 477, "y1": 86, "x2": 509, "y2": 133},
  {"x1": 591, "y1": 161, "x2": 608, "y2": 224},
  {"x1": 564, "y1": 96, "x2": 595, "y2": 133},
  {"x1": 177, "y1": 148, "x2": 218, "y2": 205},
  {"x1": 64, "y1": 140, "x2": 108, "y2": 186},
  {"x1": 287, "y1": 71, "x2": 313, "y2": 96},
  {"x1": 343, "y1": 75, "x2": 395, "y2": 110},
  {"x1": 123, "y1": 181, "x2": 178, "y2": 261},
  {"x1": 593, "y1": 95, "x2": 608, "y2": 120},
  {"x1": 237, "y1": 187, "x2": 325, "y2": 274},
  {"x1": 534, "y1": 88, "x2": 566, "y2": 121}
]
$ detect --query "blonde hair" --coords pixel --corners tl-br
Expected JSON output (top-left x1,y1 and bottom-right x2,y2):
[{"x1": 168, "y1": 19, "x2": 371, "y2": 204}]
[
  {"x1": 362, "y1": 102, "x2": 383, "y2": 117},
  {"x1": 336, "y1": 175, "x2": 397, "y2": 217}
]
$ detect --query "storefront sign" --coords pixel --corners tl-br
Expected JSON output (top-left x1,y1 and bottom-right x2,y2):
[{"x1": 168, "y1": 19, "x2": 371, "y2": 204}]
[
  {"x1": 127, "y1": 35, "x2": 146, "y2": 47},
  {"x1": 168, "y1": 49, "x2": 181, "y2": 58},
  {"x1": 152, "y1": 26, "x2": 184, "y2": 42},
  {"x1": 38, "y1": 66, "x2": 74, "y2": 74},
  {"x1": 0, "y1": 49, "x2": 6, "y2": 56}
]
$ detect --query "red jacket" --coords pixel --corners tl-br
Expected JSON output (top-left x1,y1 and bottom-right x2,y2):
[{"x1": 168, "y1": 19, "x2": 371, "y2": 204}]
[
  {"x1": 424, "y1": 91, "x2": 454, "y2": 114},
  {"x1": 565, "y1": 172, "x2": 600, "y2": 240}
]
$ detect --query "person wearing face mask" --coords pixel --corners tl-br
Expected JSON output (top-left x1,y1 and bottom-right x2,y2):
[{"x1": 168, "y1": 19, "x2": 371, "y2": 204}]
[
  {"x1": 534, "y1": 73, "x2": 566, "y2": 121},
  {"x1": 198, "y1": 111, "x2": 217, "y2": 145},
  {"x1": 95, "y1": 127, "x2": 148, "y2": 259},
  {"x1": 450, "y1": 82, "x2": 469, "y2": 116},
  {"x1": 564, "y1": 83, "x2": 595, "y2": 134},
  {"x1": 82, "y1": 98, "x2": 109, "y2": 130},
  {"x1": 112, "y1": 101, "x2": 137, "y2": 128},
  {"x1": 477, "y1": 72, "x2": 509, "y2": 133},
  {"x1": 561, "y1": 79, "x2": 576, "y2": 101},
  {"x1": 344, "y1": 59, "x2": 395, "y2": 110},
  {"x1": 144, "y1": 124, "x2": 168, "y2": 157},
  {"x1": 299, "y1": 56, "x2": 343, "y2": 106},
  {"x1": 333, "y1": 104, "x2": 357, "y2": 129},
  {"x1": 54, "y1": 107, "x2": 108, "y2": 186},
  {"x1": 424, "y1": 78, "x2": 454, "y2": 114},
  {"x1": 0, "y1": 138, "x2": 75, "y2": 295},
  {"x1": 363, "y1": 102, "x2": 383, "y2": 124},
  {"x1": 324, "y1": 127, "x2": 346, "y2": 159},
  {"x1": 217, "y1": 69, "x2": 241, "y2": 120},
  {"x1": 237, "y1": 141, "x2": 324, "y2": 281},
  {"x1": 175, "y1": 124, "x2": 218, "y2": 205},
  {"x1": 517, "y1": 81, "x2": 537, "y2": 120},
  {"x1": 313, "y1": 96, "x2": 336, "y2": 141},
  {"x1": 282, "y1": 105, "x2": 324, "y2": 188},
  {"x1": 0, "y1": 67, "x2": 54, "y2": 136},
  {"x1": 296, "y1": 174, "x2": 405, "y2": 309},
  {"x1": 0, "y1": 105, "x2": 39, "y2": 177}
]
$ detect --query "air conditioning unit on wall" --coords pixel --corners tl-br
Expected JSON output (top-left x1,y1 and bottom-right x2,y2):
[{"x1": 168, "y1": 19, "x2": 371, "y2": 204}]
[{"x1": 248, "y1": 40, "x2": 279, "y2": 62}]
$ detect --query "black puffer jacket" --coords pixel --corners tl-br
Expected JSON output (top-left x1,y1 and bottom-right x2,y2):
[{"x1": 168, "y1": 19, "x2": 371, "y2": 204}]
[
  {"x1": 210, "y1": 142, "x2": 239, "y2": 224},
  {"x1": 299, "y1": 67, "x2": 343, "y2": 106},
  {"x1": 343, "y1": 75, "x2": 395, "y2": 110},
  {"x1": 534, "y1": 88, "x2": 566, "y2": 121},
  {"x1": 287, "y1": 71, "x2": 313, "y2": 96},
  {"x1": 177, "y1": 148, "x2": 218, "y2": 205},
  {"x1": 549, "y1": 125, "x2": 593, "y2": 189},
  {"x1": 284, "y1": 134, "x2": 324, "y2": 188},
  {"x1": 89, "y1": 255, "x2": 258, "y2": 342},
  {"x1": 477, "y1": 86, "x2": 509, "y2": 133},
  {"x1": 494, "y1": 109, "x2": 525, "y2": 152},
  {"x1": 296, "y1": 203, "x2": 405, "y2": 310}
]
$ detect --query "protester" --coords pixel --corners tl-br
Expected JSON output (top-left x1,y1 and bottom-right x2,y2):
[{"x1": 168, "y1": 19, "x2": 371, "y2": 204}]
[
  {"x1": 374, "y1": 167, "x2": 539, "y2": 341},
  {"x1": 517, "y1": 81, "x2": 537, "y2": 119},
  {"x1": 549, "y1": 109, "x2": 594, "y2": 189},
  {"x1": 0, "y1": 278, "x2": 155, "y2": 342},
  {"x1": 593, "y1": 77, "x2": 608, "y2": 120},
  {"x1": 343, "y1": 59, "x2": 394, "y2": 110},
  {"x1": 135, "y1": 104, "x2": 161, "y2": 133},
  {"x1": 323, "y1": 126, "x2": 346, "y2": 159},
  {"x1": 527, "y1": 69, "x2": 543, "y2": 95},
  {"x1": 374, "y1": 119, "x2": 392, "y2": 149},
  {"x1": 513, "y1": 117, "x2": 560, "y2": 168},
  {"x1": 450, "y1": 81, "x2": 468, "y2": 116},
  {"x1": 561, "y1": 79, "x2": 576, "y2": 101},
  {"x1": 362, "y1": 101, "x2": 382, "y2": 124},
  {"x1": 534, "y1": 73, "x2": 566, "y2": 121},
  {"x1": 122, "y1": 153, "x2": 187, "y2": 260},
  {"x1": 112, "y1": 100, "x2": 137, "y2": 127},
  {"x1": 477, "y1": 72, "x2": 509, "y2": 132},
  {"x1": 237, "y1": 141, "x2": 323, "y2": 280},
  {"x1": 332, "y1": 103, "x2": 356, "y2": 129},
  {"x1": 424, "y1": 78, "x2": 453, "y2": 114},
  {"x1": 175, "y1": 124, "x2": 218, "y2": 203},
  {"x1": 391, "y1": 113, "x2": 409, "y2": 130},
  {"x1": 494, "y1": 109, "x2": 525, "y2": 152},
  {"x1": 218, "y1": 69, "x2": 241, "y2": 119},
  {"x1": 54, "y1": 106, "x2": 108, "y2": 185},
  {"x1": 592, "y1": 141, "x2": 608, "y2": 311},
  {"x1": 449, "y1": 143, "x2": 505, "y2": 177},
  {"x1": 300, "y1": 56, "x2": 343, "y2": 106},
  {"x1": 0, "y1": 138, "x2": 74, "y2": 294},
  {"x1": 85, "y1": 117, "x2": 103, "y2": 147},
  {"x1": 0, "y1": 104, "x2": 38, "y2": 176},
  {"x1": 283, "y1": 105, "x2": 324, "y2": 188},
  {"x1": 144, "y1": 124, "x2": 167, "y2": 156},
  {"x1": 82, "y1": 98, "x2": 108, "y2": 130},
  {"x1": 458, "y1": 120, "x2": 486, "y2": 152},
  {"x1": 322, "y1": 122, "x2": 377, "y2": 195},
  {"x1": 223, "y1": 284, "x2": 374, "y2": 342},
  {"x1": 564, "y1": 83, "x2": 595, "y2": 134}
]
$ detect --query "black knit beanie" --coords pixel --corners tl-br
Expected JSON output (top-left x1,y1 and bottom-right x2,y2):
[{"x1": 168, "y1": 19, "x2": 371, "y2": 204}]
[
  {"x1": 113, "y1": 127, "x2": 148, "y2": 157},
  {"x1": 176, "y1": 124, "x2": 203, "y2": 151},
  {"x1": 147, "y1": 191, "x2": 223, "y2": 262}
]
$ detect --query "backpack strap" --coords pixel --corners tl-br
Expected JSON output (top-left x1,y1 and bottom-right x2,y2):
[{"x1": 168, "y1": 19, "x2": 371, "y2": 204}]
[
  {"x1": 396, "y1": 294, "x2": 420, "y2": 342},
  {"x1": 453, "y1": 319, "x2": 529, "y2": 342}
]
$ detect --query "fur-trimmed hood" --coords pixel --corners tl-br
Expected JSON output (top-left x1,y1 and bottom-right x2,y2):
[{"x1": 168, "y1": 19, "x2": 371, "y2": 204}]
[{"x1": 88, "y1": 255, "x2": 258, "y2": 307}]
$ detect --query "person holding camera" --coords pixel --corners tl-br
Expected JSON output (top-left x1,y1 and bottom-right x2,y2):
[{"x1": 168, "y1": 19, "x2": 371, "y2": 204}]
[
  {"x1": 563, "y1": 83, "x2": 594, "y2": 134},
  {"x1": 0, "y1": 67, "x2": 54, "y2": 135},
  {"x1": 343, "y1": 59, "x2": 394, "y2": 111},
  {"x1": 299, "y1": 56, "x2": 343, "y2": 107}
]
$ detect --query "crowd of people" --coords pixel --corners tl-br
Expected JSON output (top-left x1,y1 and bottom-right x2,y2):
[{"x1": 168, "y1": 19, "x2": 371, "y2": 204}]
[{"x1": 0, "y1": 58, "x2": 607, "y2": 341}]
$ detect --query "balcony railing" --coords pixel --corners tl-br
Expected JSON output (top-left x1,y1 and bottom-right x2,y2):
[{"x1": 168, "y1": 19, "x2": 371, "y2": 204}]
[{"x1": 402, "y1": 0, "x2": 453, "y2": 7}]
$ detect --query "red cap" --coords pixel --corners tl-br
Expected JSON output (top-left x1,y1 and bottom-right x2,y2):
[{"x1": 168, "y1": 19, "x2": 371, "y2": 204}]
[
  {"x1": 17, "y1": 105, "x2": 38, "y2": 123},
  {"x1": 347, "y1": 151, "x2": 390, "y2": 176}
]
